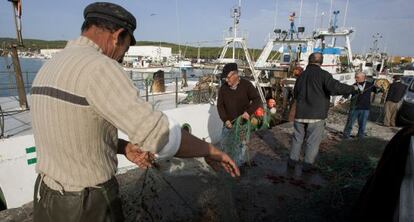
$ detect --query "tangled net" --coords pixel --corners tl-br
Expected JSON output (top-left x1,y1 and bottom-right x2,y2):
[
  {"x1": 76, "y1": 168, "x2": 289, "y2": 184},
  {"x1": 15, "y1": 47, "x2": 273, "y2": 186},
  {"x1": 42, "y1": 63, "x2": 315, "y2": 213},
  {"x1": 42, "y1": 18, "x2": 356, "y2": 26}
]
[
  {"x1": 180, "y1": 75, "x2": 217, "y2": 104},
  {"x1": 219, "y1": 107, "x2": 272, "y2": 165}
]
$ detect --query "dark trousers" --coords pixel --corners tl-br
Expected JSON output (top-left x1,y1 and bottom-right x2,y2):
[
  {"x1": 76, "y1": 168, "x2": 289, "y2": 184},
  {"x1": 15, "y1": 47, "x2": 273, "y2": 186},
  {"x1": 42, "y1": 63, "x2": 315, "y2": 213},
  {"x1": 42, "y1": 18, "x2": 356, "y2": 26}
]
[
  {"x1": 33, "y1": 175, "x2": 124, "y2": 222},
  {"x1": 343, "y1": 109, "x2": 370, "y2": 139}
]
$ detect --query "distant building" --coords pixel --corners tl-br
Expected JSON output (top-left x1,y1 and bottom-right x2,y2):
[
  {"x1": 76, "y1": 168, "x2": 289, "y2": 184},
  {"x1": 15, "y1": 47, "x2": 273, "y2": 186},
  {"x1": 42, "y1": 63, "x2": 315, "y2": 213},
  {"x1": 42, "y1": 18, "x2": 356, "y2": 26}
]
[
  {"x1": 124, "y1": 46, "x2": 172, "y2": 63},
  {"x1": 391, "y1": 56, "x2": 414, "y2": 64},
  {"x1": 40, "y1": 49, "x2": 62, "y2": 59}
]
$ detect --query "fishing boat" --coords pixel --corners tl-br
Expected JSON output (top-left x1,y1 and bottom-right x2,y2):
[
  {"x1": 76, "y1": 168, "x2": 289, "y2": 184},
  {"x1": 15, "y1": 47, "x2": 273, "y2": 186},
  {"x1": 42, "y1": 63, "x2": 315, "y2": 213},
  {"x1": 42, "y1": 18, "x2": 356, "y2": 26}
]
[
  {"x1": 124, "y1": 58, "x2": 173, "y2": 74},
  {"x1": 253, "y1": 9, "x2": 356, "y2": 106},
  {"x1": 353, "y1": 33, "x2": 389, "y2": 78}
]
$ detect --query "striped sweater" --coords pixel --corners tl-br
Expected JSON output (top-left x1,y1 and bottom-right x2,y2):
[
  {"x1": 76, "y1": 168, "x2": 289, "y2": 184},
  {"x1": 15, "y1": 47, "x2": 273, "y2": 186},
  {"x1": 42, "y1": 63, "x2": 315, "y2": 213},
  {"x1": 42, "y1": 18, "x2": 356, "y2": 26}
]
[{"x1": 31, "y1": 36, "x2": 181, "y2": 191}]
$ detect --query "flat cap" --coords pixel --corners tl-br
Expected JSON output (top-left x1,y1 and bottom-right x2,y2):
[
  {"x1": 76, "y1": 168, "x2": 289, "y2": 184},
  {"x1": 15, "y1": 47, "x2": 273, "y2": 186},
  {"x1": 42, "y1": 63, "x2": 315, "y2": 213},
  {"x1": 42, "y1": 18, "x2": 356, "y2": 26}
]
[
  {"x1": 221, "y1": 63, "x2": 238, "y2": 80},
  {"x1": 84, "y1": 2, "x2": 136, "y2": 45}
]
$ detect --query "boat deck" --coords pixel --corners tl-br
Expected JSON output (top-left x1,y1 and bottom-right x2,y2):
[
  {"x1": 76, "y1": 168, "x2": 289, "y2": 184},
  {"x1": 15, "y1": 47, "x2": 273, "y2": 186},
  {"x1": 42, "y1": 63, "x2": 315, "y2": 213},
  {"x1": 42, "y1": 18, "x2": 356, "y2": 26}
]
[
  {"x1": 0, "y1": 80, "x2": 202, "y2": 139},
  {"x1": 0, "y1": 96, "x2": 32, "y2": 138}
]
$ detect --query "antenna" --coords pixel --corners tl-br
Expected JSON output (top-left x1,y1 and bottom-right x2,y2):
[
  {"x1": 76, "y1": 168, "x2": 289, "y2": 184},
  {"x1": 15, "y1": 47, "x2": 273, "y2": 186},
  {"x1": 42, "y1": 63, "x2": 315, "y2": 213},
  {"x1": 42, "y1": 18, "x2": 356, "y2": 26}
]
[
  {"x1": 370, "y1": 33, "x2": 383, "y2": 54},
  {"x1": 288, "y1": 12, "x2": 296, "y2": 39},
  {"x1": 231, "y1": 0, "x2": 242, "y2": 60},
  {"x1": 329, "y1": 10, "x2": 340, "y2": 33}
]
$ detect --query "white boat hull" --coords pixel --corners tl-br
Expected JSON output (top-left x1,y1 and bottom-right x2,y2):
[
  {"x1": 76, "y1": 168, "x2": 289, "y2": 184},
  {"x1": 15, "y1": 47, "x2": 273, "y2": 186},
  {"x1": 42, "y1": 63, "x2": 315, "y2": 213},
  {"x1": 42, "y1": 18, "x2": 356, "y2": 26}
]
[
  {"x1": 124, "y1": 66, "x2": 173, "y2": 73},
  {"x1": 0, "y1": 102, "x2": 222, "y2": 209}
]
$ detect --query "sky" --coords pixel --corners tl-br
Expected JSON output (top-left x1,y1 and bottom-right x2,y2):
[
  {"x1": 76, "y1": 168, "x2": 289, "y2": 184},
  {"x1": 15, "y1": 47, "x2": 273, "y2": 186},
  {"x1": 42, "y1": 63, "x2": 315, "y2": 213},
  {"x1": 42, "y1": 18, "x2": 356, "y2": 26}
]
[{"x1": 0, "y1": 0, "x2": 413, "y2": 56}]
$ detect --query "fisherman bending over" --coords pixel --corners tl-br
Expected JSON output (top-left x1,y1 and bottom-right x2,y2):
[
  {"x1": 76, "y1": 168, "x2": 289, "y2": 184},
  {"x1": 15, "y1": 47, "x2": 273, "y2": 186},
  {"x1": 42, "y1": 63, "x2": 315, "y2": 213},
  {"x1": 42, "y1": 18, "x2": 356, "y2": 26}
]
[{"x1": 31, "y1": 3, "x2": 239, "y2": 221}]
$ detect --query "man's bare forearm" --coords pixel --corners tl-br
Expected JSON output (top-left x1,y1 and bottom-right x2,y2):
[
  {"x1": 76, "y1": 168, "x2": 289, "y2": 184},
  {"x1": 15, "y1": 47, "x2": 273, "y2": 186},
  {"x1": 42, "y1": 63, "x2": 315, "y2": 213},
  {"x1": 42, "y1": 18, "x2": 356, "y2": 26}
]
[
  {"x1": 117, "y1": 138, "x2": 129, "y2": 155},
  {"x1": 174, "y1": 129, "x2": 212, "y2": 158}
]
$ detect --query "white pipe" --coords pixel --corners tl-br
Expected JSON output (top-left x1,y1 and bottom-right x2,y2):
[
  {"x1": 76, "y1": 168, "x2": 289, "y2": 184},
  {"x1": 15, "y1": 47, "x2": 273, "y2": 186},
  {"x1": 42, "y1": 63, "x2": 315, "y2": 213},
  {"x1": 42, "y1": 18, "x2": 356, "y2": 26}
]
[
  {"x1": 299, "y1": 0, "x2": 303, "y2": 25},
  {"x1": 313, "y1": 0, "x2": 319, "y2": 30},
  {"x1": 343, "y1": 0, "x2": 349, "y2": 27},
  {"x1": 273, "y1": 0, "x2": 279, "y2": 30},
  {"x1": 328, "y1": 0, "x2": 334, "y2": 26},
  {"x1": 320, "y1": 12, "x2": 325, "y2": 29}
]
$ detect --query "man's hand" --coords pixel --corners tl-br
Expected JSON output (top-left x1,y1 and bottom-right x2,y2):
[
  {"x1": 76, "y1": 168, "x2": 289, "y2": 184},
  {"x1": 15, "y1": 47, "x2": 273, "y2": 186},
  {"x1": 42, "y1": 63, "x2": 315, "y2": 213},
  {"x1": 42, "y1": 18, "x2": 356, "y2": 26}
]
[
  {"x1": 124, "y1": 143, "x2": 155, "y2": 169},
  {"x1": 338, "y1": 98, "x2": 345, "y2": 104},
  {"x1": 204, "y1": 145, "x2": 240, "y2": 177},
  {"x1": 225, "y1": 120, "x2": 233, "y2": 129},
  {"x1": 242, "y1": 112, "x2": 250, "y2": 120}
]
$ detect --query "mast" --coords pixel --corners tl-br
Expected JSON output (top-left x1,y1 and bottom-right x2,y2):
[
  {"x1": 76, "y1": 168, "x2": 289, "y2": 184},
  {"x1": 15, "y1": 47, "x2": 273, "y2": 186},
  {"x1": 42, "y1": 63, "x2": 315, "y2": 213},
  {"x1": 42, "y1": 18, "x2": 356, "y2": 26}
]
[
  {"x1": 213, "y1": 0, "x2": 265, "y2": 103},
  {"x1": 232, "y1": 0, "x2": 241, "y2": 60},
  {"x1": 370, "y1": 33, "x2": 382, "y2": 55},
  {"x1": 7, "y1": 0, "x2": 28, "y2": 109}
]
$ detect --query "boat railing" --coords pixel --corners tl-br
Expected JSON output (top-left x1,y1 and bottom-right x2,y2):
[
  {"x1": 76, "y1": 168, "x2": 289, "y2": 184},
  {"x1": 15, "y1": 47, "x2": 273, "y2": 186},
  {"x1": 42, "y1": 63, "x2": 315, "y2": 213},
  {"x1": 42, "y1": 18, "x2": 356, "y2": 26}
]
[
  {"x1": 0, "y1": 71, "x2": 36, "y2": 97},
  {"x1": 0, "y1": 70, "x2": 217, "y2": 111},
  {"x1": 131, "y1": 76, "x2": 218, "y2": 109}
]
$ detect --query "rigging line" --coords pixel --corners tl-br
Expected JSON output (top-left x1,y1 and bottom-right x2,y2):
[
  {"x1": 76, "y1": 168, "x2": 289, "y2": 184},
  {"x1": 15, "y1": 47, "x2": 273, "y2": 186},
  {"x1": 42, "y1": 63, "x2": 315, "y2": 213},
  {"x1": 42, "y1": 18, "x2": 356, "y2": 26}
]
[
  {"x1": 343, "y1": 0, "x2": 349, "y2": 27},
  {"x1": 175, "y1": 0, "x2": 182, "y2": 59},
  {"x1": 313, "y1": 0, "x2": 319, "y2": 31},
  {"x1": 272, "y1": 0, "x2": 279, "y2": 30},
  {"x1": 299, "y1": 0, "x2": 303, "y2": 26},
  {"x1": 149, "y1": 168, "x2": 199, "y2": 215},
  {"x1": 328, "y1": 0, "x2": 334, "y2": 26},
  {"x1": 137, "y1": 168, "x2": 155, "y2": 222}
]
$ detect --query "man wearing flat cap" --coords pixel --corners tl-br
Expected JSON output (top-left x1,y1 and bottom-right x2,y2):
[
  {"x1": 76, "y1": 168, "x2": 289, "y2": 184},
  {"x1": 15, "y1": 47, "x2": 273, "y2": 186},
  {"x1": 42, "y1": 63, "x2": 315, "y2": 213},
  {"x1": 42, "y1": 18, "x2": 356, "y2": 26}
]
[
  {"x1": 31, "y1": 2, "x2": 239, "y2": 221},
  {"x1": 217, "y1": 63, "x2": 262, "y2": 165}
]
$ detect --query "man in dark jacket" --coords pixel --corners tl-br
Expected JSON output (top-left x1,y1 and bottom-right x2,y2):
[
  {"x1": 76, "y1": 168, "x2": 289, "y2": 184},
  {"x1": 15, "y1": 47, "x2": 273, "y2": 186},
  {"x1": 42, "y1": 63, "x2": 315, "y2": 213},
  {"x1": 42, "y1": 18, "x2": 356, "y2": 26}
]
[
  {"x1": 217, "y1": 63, "x2": 262, "y2": 128},
  {"x1": 384, "y1": 75, "x2": 408, "y2": 127},
  {"x1": 217, "y1": 63, "x2": 262, "y2": 165},
  {"x1": 342, "y1": 72, "x2": 378, "y2": 139},
  {"x1": 289, "y1": 52, "x2": 356, "y2": 171}
]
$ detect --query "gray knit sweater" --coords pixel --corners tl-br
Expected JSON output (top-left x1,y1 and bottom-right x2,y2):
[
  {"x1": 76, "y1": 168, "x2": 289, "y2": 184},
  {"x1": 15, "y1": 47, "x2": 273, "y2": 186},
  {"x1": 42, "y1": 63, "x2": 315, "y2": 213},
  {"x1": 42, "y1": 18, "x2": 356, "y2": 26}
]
[{"x1": 31, "y1": 36, "x2": 181, "y2": 191}]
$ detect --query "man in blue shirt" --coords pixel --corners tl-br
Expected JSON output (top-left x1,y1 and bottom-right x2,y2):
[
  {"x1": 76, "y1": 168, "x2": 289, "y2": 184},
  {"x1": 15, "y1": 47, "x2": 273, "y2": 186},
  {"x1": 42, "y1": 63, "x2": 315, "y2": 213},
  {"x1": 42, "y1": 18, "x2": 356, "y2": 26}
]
[{"x1": 342, "y1": 72, "x2": 378, "y2": 139}]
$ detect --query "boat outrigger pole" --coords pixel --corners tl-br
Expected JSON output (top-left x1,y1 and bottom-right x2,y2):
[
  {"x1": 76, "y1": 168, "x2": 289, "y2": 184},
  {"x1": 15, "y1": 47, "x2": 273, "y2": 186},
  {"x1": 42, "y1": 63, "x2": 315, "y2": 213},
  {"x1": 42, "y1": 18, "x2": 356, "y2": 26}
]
[
  {"x1": 7, "y1": 0, "x2": 28, "y2": 109},
  {"x1": 214, "y1": 0, "x2": 266, "y2": 103},
  {"x1": 9, "y1": 0, "x2": 23, "y2": 46}
]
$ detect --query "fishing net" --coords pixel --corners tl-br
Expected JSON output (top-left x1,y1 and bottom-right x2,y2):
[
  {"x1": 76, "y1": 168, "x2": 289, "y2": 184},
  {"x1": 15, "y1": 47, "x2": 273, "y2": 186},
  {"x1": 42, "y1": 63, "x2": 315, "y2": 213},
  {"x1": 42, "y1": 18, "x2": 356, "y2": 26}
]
[
  {"x1": 220, "y1": 116, "x2": 252, "y2": 166},
  {"x1": 219, "y1": 107, "x2": 272, "y2": 165}
]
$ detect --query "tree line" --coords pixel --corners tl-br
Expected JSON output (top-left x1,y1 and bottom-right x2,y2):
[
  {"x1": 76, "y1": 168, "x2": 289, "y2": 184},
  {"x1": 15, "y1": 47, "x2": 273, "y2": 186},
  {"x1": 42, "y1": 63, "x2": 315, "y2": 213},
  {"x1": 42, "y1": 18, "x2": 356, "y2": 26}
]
[{"x1": 0, "y1": 38, "x2": 278, "y2": 61}]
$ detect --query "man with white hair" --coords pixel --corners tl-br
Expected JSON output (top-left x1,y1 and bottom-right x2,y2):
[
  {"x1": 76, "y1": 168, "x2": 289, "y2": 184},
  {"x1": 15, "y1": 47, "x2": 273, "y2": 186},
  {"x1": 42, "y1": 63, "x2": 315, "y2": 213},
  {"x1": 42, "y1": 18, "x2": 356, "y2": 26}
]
[{"x1": 343, "y1": 72, "x2": 378, "y2": 139}]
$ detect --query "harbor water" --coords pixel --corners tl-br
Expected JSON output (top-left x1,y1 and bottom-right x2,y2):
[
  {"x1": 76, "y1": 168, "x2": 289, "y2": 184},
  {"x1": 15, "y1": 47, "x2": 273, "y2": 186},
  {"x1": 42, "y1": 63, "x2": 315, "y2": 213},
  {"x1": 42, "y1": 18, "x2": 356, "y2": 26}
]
[{"x1": 0, "y1": 56, "x2": 213, "y2": 97}]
